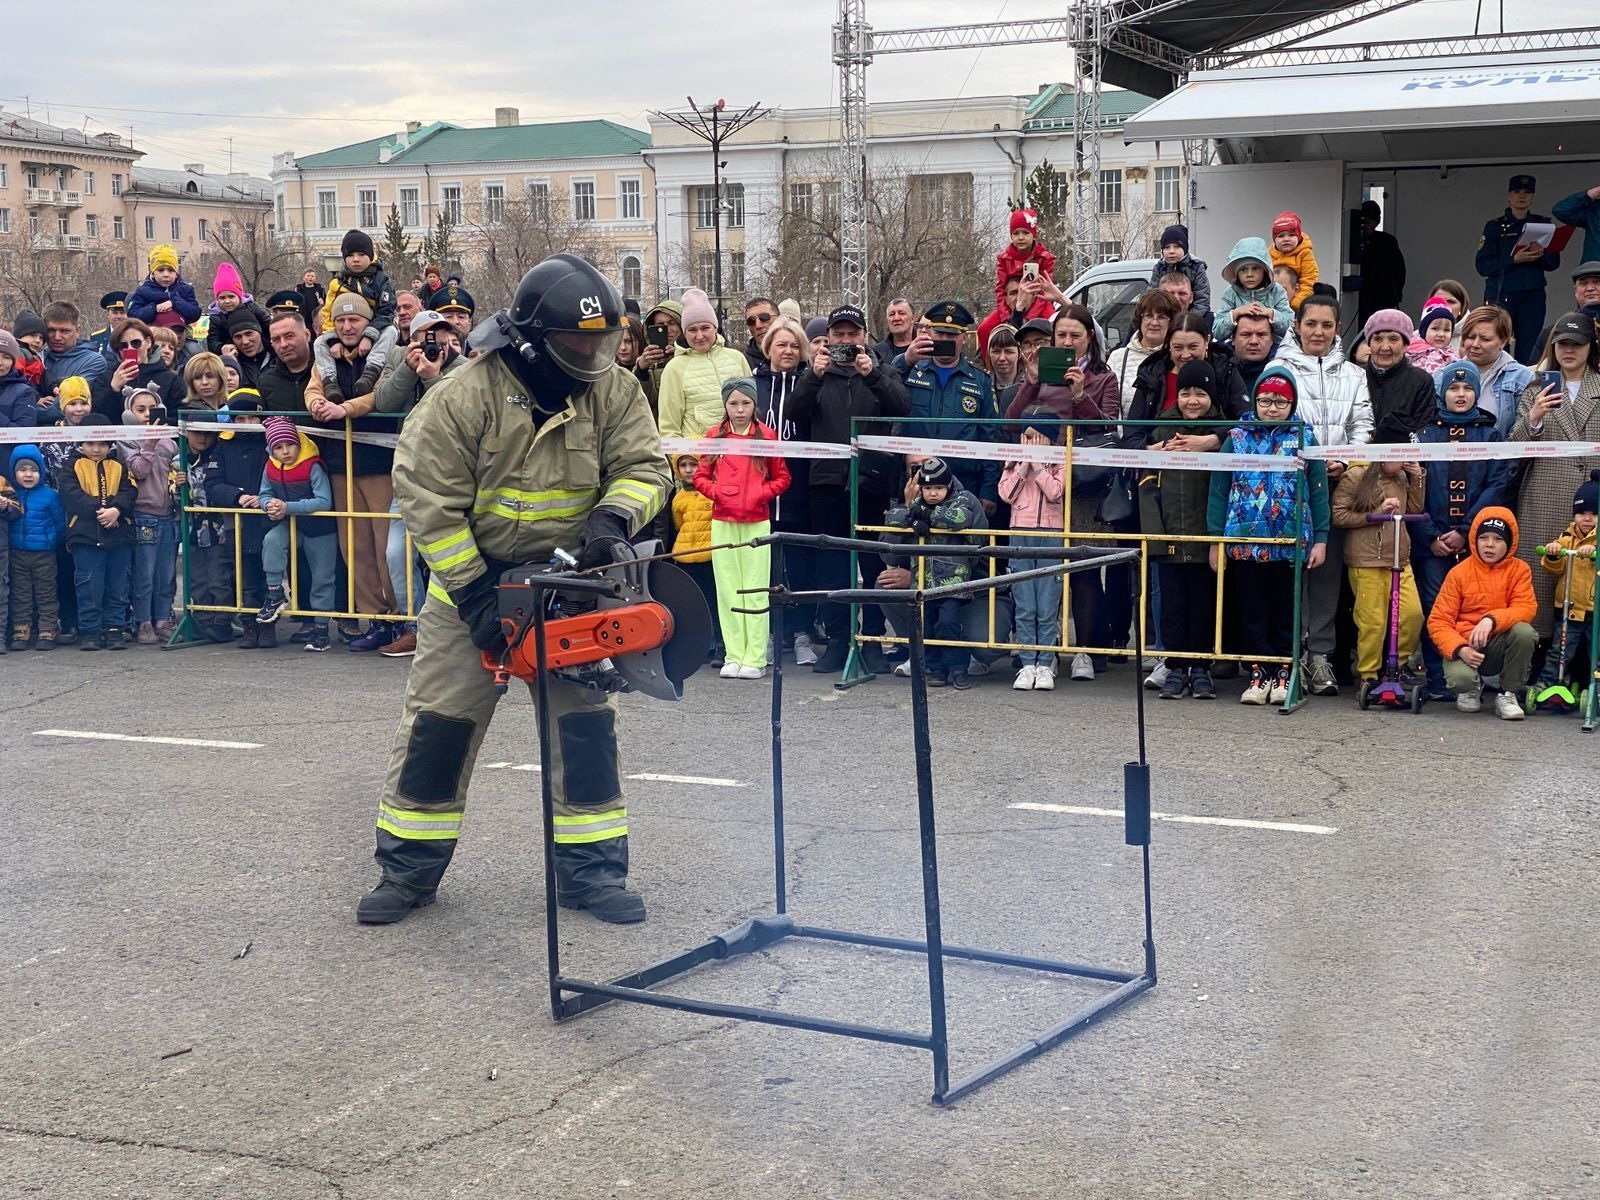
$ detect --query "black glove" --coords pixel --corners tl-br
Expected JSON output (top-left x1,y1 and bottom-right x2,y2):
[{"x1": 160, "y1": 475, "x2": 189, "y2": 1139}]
[
  {"x1": 448, "y1": 572, "x2": 505, "y2": 654},
  {"x1": 578, "y1": 506, "x2": 631, "y2": 571},
  {"x1": 906, "y1": 500, "x2": 932, "y2": 539}
]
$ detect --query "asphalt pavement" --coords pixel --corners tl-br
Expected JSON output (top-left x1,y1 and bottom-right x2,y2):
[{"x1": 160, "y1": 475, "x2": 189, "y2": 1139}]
[{"x1": 1, "y1": 642, "x2": 1596, "y2": 1199}]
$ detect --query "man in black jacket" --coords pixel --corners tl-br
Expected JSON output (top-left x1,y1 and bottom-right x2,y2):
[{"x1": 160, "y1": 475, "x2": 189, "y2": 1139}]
[
  {"x1": 257, "y1": 312, "x2": 314, "y2": 413},
  {"x1": 1226, "y1": 312, "x2": 1278, "y2": 395},
  {"x1": 1357, "y1": 200, "x2": 1407, "y2": 326},
  {"x1": 787, "y1": 303, "x2": 910, "y2": 673}
]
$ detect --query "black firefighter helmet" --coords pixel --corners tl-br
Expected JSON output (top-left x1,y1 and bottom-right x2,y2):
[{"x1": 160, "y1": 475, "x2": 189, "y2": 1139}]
[{"x1": 505, "y1": 253, "x2": 625, "y2": 383}]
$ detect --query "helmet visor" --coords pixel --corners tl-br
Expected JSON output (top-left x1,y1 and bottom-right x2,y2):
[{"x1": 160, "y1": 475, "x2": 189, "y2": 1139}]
[{"x1": 545, "y1": 328, "x2": 624, "y2": 383}]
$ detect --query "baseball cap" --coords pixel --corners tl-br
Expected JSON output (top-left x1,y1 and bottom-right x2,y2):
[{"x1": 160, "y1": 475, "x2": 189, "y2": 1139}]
[
  {"x1": 408, "y1": 310, "x2": 451, "y2": 339},
  {"x1": 825, "y1": 304, "x2": 866, "y2": 331},
  {"x1": 1018, "y1": 317, "x2": 1054, "y2": 340},
  {"x1": 1550, "y1": 313, "x2": 1596, "y2": 345}
]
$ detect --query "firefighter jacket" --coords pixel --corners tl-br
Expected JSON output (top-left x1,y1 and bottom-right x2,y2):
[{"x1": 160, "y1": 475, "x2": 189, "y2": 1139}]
[{"x1": 396, "y1": 351, "x2": 671, "y2": 605}]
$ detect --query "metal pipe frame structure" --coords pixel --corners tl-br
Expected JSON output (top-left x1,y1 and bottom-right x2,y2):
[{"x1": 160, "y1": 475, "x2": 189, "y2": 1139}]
[{"x1": 532, "y1": 534, "x2": 1159, "y2": 1106}]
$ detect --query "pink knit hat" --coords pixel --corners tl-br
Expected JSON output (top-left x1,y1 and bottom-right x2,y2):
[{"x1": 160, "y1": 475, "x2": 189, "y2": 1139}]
[
  {"x1": 679, "y1": 287, "x2": 717, "y2": 329},
  {"x1": 213, "y1": 261, "x2": 245, "y2": 299}
]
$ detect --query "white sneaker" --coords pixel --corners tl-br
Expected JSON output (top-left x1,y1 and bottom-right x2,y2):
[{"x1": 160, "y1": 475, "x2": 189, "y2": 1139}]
[
  {"x1": 1456, "y1": 687, "x2": 1482, "y2": 713},
  {"x1": 738, "y1": 665, "x2": 766, "y2": 680},
  {"x1": 1013, "y1": 665, "x2": 1037, "y2": 690},
  {"x1": 1070, "y1": 652, "x2": 1095, "y2": 681},
  {"x1": 1493, "y1": 690, "x2": 1524, "y2": 720},
  {"x1": 719, "y1": 661, "x2": 741, "y2": 679},
  {"x1": 1033, "y1": 665, "x2": 1055, "y2": 690},
  {"x1": 966, "y1": 655, "x2": 991, "y2": 676},
  {"x1": 793, "y1": 633, "x2": 819, "y2": 666},
  {"x1": 893, "y1": 659, "x2": 912, "y2": 678},
  {"x1": 1240, "y1": 666, "x2": 1269, "y2": 705},
  {"x1": 1143, "y1": 662, "x2": 1169, "y2": 690},
  {"x1": 1268, "y1": 668, "x2": 1290, "y2": 706}
]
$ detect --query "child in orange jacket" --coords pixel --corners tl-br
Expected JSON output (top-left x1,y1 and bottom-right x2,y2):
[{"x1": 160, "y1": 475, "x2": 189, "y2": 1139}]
[
  {"x1": 1270, "y1": 212, "x2": 1320, "y2": 311},
  {"x1": 1425, "y1": 507, "x2": 1537, "y2": 718}
]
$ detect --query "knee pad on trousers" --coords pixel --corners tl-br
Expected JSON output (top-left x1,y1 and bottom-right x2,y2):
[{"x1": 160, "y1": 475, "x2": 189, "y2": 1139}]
[
  {"x1": 559, "y1": 708, "x2": 620, "y2": 807},
  {"x1": 398, "y1": 711, "x2": 476, "y2": 804}
]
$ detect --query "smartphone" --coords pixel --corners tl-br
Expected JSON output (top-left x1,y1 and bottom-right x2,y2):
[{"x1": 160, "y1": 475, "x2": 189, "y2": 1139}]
[
  {"x1": 1542, "y1": 369, "x2": 1563, "y2": 394},
  {"x1": 121, "y1": 346, "x2": 141, "y2": 367},
  {"x1": 1036, "y1": 346, "x2": 1077, "y2": 385},
  {"x1": 645, "y1": 324, "x2": 670, "y2": 350},
  {"x1": 929, "y1": 337, "x2": 959, "y2": 359},
  {"x1": 829, "y1": 342, "x2": 859, "y2": 366},
  {"x1": 1022, "y1": 261, "x2": 1039, "y2": 282}
]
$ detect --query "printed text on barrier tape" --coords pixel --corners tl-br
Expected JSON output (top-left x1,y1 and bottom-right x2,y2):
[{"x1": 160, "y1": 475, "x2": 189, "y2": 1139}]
[
  {"x1": 853, "y1": 434, "x2": 1304, "y2": 473},
  {"x1": 659, "y1": 437, "x2": 854, "y2": 459},
  {"x1": 0, "y1": 425, "x2": 177, "y2": 444},
  {"x1": 1300, "y1": 440, "x2": 1600, "y2": 462}
]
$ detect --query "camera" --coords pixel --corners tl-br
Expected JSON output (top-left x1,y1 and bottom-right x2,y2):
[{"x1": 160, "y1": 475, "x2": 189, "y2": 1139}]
[
  {"x1": 422, "y1": 331, "x2": 441, "y2": 362},
  {"x1": 829, "y1": 342, "x2": 859, "y2": 366}
]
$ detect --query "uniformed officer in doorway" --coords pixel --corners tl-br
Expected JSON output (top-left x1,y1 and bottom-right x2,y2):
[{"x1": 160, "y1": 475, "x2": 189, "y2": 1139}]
[{"x1": 1475, "y1": 173, "x2": 1561, "y2": 365}]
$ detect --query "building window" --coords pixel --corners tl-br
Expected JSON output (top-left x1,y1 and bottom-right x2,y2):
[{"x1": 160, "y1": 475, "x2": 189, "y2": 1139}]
[
  {"x1": 821, "y1": 182, "x2": 840, "y2": 220},
  {"x1": 24, "y1": 167, "x2": 38, "y2": 190},
  {"x1": 910, "y1": 173, "x2": 974, "y2": 222},
  {"x1": 357, "y1": 186, "x2": 379, "y2": 228},
  {"x1": 726, "y1": 183, "x2": 745, "y2": 229},
  {"x1": 621, "y1": 254, "x2": 642, "y2": 299},
  {"x1": 1097, "y1": 240, "x2": 1123, "y2": 264},
  {"x1": 619, "y1": 177, "x2": 641, "y2": 221},
  {"x1": 1153, "y1": 166, "x2": 1181, "y2": 214},
  {"x1": 56, "y1": 170, "x2": 68, "y2": 191},
  {"x1": 316, "y1": 188, "x2": 338, "y2": 229},
  {"x1": 0, "y1": 163, "x2": 7, "y2": 188},
  {"x1": 171, "y1": 217, "x2": 182, "y2": 239},
  {"x1": 0, "y1": 209, "x2": 9, "y2": 234},
  {"x1": 29, "y1": 213, "x2": 39, "y2": 237},
  {"x1": 222, "y1": 221, "x2": 231, "y2": 239},
  {"x1": 84, "y1": 171, "x2": 95, "y2": 195},
  {"x1": 788, "y1": 182, "x2": 813, "y2": 218},
  {"x1": 144, "y1": 215, "x2": 156, "y2": 240},
  {"x1": 1097, "y1": 169, "x2": 1123, "y2": 215},
  {"x1": 275, "y1": 194, "x2": 286, "y2": 229},
  {"x1": 398, "y1": 186, "x2": 419, "y2": 226},
  {"x1": 526, "y1": 181, "x2": 550, "y2": 222},
  {"x1": 483, "y1": 183, "x2": 506, "y2": 224},
  {"x1": 695, "y1": 249, "x2": 717, "y2": 293},
  {"x1": 729, "y1": 250, "x2": 746, "y2": 294},
  {"x1": 58, "y1": 214, "x2": 70, "y2": 235},
  {"x1": 694, "y1": 186, "x2": 718, "y2": 229},
  {"x1": 111, "y1": 173, "x2": 122, "y2": 196},
  {"x1": 198, "y1": 218, "x2": 209, "y2": 243},
  {"x1": 572, "y1": 180, "x2": 595, "y2": 222},
  {"x1": 113, "y1": 214, "x2": 124, "y2": 239},
  {"x1": 441, "y1": 184, "x2": 463, "y2": 224},
  {"x1": 85, "y1": 213, "x2": 98, "y2": 237}
]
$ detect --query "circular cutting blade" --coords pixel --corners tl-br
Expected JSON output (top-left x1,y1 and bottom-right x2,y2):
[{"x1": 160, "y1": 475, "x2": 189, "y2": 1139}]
[{"x1": 647, "y1": 559, "x2": 714, "y2": 684}]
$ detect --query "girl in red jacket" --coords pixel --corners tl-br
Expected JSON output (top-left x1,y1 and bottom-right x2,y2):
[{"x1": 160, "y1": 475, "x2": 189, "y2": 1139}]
[{"x1": 695, "y1": 377, "x2": 791, "y2": 680}]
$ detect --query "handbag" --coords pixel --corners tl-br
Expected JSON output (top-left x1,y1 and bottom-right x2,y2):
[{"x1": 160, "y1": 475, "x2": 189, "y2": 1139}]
[
  {"x1": 1068, "y1": 430, "x2": 1121, "y2": 494},
  {"x1": 1097, "y1": 466, "x2": 1139, "y2": 529}
]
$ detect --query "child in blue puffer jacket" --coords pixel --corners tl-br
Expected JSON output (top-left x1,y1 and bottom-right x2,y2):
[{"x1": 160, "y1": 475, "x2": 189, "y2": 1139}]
[
  {"x1": 1208, "y1": 364, "x2": 1330, "y2": 705},
  {"x1": 127, "y1": 244, "x2": 202, "y2": 333},
  {"x1": 6, "y1": 444, "x2": 65, "y2": 649}
]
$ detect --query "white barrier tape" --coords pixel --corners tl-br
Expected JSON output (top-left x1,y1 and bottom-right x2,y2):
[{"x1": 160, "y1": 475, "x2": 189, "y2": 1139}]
[
  {"x1": 1301, "y1": 440, "x2": 1600, "y2": 463},
  {"x1": 181, "y1": 420, "x2": 402, "y2": 449},
  {"x1": 660, "y1": 436, "x2": 854, "y2": 460},
  {"x1": 0, "y1": 425, "x2": 176, "y2": 444},
  {"x1": 854, "y1": 434, "x2": 1304, "y2": 473}
]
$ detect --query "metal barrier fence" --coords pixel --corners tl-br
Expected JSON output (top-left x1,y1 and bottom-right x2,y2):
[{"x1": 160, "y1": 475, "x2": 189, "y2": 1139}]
[
  {"x1": 170, "y1": 410, "x2": 416, "y2": 644},
  {"x1": 845, "y1": 416, "x2": 1311, "y2": 709}
]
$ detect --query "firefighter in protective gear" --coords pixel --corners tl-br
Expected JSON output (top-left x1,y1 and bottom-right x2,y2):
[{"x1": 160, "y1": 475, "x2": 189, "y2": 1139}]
[{"x1": 356, "y1": 254, "x2": 671, "y2": 926}]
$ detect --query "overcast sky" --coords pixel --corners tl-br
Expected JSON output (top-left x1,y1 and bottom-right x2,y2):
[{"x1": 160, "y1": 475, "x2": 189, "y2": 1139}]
[{"x1": 4, "y1": 0, "x2": 1554, "y2": 176}]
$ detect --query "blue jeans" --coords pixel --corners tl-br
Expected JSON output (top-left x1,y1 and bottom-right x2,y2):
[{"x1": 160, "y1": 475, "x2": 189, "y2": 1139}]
[
  {"x1": 131, "y1": 513, "x2": 178, "y2": 625},
  {"x1": 1414, "y1": 551, "x2": 1457, "y2": 688},
  {"x1": 262, "y1": 523, "x2": 338, "y2": 616},
  {"x1": 1011, "y1": 534, "x2": 1064, "y2": 667},
  {"x1": 385, "y1": 497, "x2": 424, "y2": 625},
  {"x1": 74, "y1": 543, "x2": 133, "y2": 633},
  {"x1": 1538, "y1": 617, "x2": 1590, "y2": 686}
]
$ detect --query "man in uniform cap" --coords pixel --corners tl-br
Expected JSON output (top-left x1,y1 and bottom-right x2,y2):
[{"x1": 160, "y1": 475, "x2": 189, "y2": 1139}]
[
  {"x1": 427, "y1": 279, "x2": 476, "y2": 341},
  {"x1": 89, "y1": 291, "x2": 128, "y2": 354},
  {"x1": 1475, "y1": 173, "x2": 1561, "y2": 364},
  {"x1": 892, "y1": 300, "x2": 1001, "y2": 516},
  {"x1": 266, "y1": 289, "x2": 304, "y2": 314}
]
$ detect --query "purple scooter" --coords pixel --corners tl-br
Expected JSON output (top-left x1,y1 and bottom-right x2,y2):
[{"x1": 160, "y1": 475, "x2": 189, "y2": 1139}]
[{"x1": 1358, "y1": 511, "x2": 1430, "y2": 712}]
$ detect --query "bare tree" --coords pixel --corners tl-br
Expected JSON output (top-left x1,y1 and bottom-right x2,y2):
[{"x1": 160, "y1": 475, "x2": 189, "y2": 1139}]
[
  {"x1": 0, "y1": 228, "x2": 134, "y2": 321},
  {"x1": 195, "y1": 203, "x2": 313, "y2": 297},
  {"x1": 757, "y1": 154, "x2": 994, "y2": 317},
  {"x1": 459, "y1": 194, "x2": 609, "y2": 312},
  {"x1": 1097, "y1": 187, "x2": 1160, "y2": 263}
]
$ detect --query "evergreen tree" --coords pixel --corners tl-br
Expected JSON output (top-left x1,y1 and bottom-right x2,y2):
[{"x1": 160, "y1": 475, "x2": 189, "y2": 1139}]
[
  {"x1": 1020, "y1": 159, "x2": 1070, "y2": 260},
  {"x1": 379, "y1": 204, "x2": 417, "y2": 282}
]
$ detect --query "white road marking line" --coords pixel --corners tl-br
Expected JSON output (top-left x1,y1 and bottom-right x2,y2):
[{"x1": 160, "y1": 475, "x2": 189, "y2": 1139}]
[
  {"x1": 480, "y1": 763, "x2": 745, "y2": 787},
  {"x1": 34, "y1": 729, "x2": 263, "y2": 750},
  {"x1": 1009, "y1": 801, "x2": 1337, "y2": 836},
  {"x1": 625, "y1": 772, "x2": 744, "y2": 788}
]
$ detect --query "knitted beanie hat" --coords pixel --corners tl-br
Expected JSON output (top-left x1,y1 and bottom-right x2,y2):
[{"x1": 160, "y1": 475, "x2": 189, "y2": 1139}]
[
  {"x1": 1363, "y1": 309, "x2": 1415, "y2": 342},
  {"x1": 1419, "y1": 296, "x2": 1456, "y2": 334},
  {"x1": 340, "y1": 229, "x2": 375, "y2": 260},
  {"x1": 212, "y1": 261, "x2": 245, "y2": 299},
  {"x1": 148, "y1": 244, "x2": 179, "y2": 272},
  {"x1": 1159, "y1": 224, "x2": 1189, "y2": 252},
  {"x1": 1009, "y1": 208, "x2": 1039, "y2": 235},
  {"x1": 679, "y1": 287, "x2": 716, "y2": 330},
  {"x1": 1271, "y1": 212, "x2": 1302, "y2": 237},
  {"x1": 263, "y1": 416, "x2": 300, "y2": 451},
  {"x1": 1435, "y1": 360, "x2": 1481, "y2": 400},
  {"x1": 1573, "y1": 469, "x2": 1600, "y2": 516}
]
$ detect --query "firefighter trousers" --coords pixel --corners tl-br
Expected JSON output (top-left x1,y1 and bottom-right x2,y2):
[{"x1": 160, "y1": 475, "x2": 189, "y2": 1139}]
[{"x1": 374, "y1": 595, "x2": 629, "y2": 893}]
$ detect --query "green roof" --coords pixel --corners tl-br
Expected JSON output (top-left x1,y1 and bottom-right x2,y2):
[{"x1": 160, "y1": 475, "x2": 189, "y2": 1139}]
[
  {"x1": 297, "y1": 119, "x2": 650, "y2": 169},
  {"x1": 1023, "y1": 86, "x2": 1153, "y2": 129}
]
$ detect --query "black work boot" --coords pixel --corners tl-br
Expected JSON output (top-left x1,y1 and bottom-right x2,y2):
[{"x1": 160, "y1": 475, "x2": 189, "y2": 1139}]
[
  {"x1": 357, "y1": 832, "x2": 455, "y2": 925},
  {"x1": 555, "y1": 837, "x2": 646, "y2": 924}
]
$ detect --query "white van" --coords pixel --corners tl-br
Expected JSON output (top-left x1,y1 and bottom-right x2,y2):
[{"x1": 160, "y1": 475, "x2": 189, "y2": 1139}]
[{"x1": 1065, "y1": 257, "x2": 1158, "y2": 352}]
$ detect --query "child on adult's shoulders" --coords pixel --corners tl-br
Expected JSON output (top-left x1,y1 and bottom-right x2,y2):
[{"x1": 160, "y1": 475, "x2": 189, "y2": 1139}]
[{"x1": 1147, "y1": 224, "x2": 1211, "y2": 317}]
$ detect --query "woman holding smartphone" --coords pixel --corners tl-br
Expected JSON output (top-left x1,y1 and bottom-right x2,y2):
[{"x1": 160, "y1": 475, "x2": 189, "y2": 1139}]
[
  {"x1": 1511, "y1": 311, "x2": 1600, "y2": 641},
  {"x1": 90, "y1": 318, "x2": 180, "y2": 423}
]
